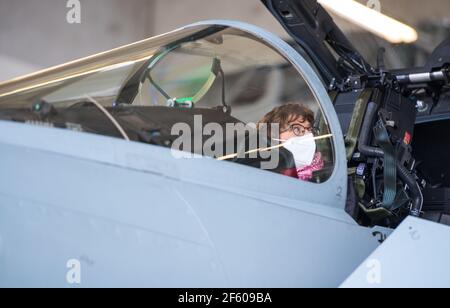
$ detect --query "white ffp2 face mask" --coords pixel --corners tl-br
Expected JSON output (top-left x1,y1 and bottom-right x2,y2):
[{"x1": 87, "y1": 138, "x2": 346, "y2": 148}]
[{"x1": 281, "y1": 134, "x2": 316, "y2": 168}]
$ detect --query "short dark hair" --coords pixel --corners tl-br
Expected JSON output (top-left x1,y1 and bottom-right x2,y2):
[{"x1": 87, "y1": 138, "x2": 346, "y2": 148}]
[{"x1": 257, "y1": 103, "x2": 315, "y2": 137}]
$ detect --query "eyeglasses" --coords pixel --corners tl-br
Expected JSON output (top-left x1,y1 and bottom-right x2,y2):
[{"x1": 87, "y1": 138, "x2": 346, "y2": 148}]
[{"x1": 283, "y1": 123, "x2": 316, "y2": 137}]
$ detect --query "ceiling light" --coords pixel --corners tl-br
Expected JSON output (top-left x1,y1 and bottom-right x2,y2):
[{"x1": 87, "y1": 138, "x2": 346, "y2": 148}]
[{"x1": 318, "y1": 0, "x2": 418, "y2": 43}]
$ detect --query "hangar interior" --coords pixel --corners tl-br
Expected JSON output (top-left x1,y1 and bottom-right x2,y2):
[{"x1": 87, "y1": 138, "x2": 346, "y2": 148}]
[
  {"x1": 0, "y1": 0, "x2": 449, "y2": 81},
  {"x1": 1, "y1": 0, "x2": 450, "y2": 225}
]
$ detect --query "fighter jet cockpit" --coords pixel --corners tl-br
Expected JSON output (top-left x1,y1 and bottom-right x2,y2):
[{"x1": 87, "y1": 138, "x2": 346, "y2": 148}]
[
  {"x1": 0, "y1": 24, "x2": 336, "y2": 184},
  {"x1": 4, "y1": 0, "x2": 450, "y2": 288}
]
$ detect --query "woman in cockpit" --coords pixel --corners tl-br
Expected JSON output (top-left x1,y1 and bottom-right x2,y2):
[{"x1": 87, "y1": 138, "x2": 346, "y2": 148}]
[{"x1": 257, "y1": 103, "x2": 324, "y2": 181}]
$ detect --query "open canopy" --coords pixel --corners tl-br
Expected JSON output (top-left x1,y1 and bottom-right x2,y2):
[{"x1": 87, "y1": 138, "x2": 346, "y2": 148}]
[{"x1": 0, "y1": 21, "x2": 344, "y2": 185}]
